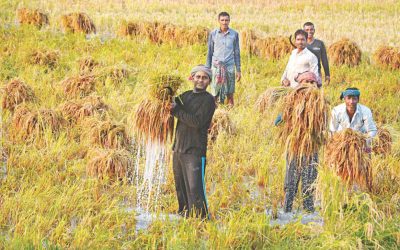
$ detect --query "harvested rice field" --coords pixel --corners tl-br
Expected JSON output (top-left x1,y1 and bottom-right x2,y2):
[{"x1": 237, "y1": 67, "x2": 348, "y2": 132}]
[{"x1": 0, "y1": 0, "x2": 400, "y2": 249}]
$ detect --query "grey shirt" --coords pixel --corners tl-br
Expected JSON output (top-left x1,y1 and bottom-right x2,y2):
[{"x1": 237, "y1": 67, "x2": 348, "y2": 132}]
[
  {"x1": 206, "y1": 28, "x2": 241, "y2": 72},
  {"x1": 307, "y1": 39, "x2": 330, "y2": 77}
]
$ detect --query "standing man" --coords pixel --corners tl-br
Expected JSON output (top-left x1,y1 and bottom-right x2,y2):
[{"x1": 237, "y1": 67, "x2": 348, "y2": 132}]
[
  {"x1": 206, "y1": 12, "x2": 241, "y2": 106},
  {"x1": 281, "y1": 29, "x2": 319, "y2": 88},
  {"x1": 171, "y1": 65, "x2": 216, "y2": 219},
  {"x1": 330, "y1": 88, "x2": 377, "y2": 152},
  {"x1": 303, "y1": 22, "x2": 331, "y2": 85}
]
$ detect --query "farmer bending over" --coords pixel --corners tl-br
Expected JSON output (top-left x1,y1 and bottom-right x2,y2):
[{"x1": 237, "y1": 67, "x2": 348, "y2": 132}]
[{"x1": 170, "y1": 65, "x2": 216, "y2": 218}]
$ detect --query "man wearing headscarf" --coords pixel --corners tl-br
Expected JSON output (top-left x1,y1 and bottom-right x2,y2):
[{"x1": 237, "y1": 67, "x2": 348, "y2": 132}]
[
  {"x1": 170, "y1": 65, "x2": 216, "y2": 219},
  {"x1": 330, "y1": 88, "x2": 377, "y2": 151}
]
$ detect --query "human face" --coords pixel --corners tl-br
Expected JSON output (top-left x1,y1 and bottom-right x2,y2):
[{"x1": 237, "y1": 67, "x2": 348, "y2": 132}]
[
  {"x1": 192, "y1": 71, "x2": 210, "y2": 91},
  {"x1": 218, "y1": 15, "x2": 230, "y2": 31},
  {"x1": 304, "y1": 25, "x2": 315, "y2": 40},
  {"x1": 295, "y1": 34, "x2": 307, "y2": 50},
  {"x1": 344, "y1": 95, "x2": 359, "y2": 112}
]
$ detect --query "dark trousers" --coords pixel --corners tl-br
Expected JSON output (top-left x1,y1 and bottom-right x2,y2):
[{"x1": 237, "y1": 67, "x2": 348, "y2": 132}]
[
  {"x1": 172, "y1": 152, "x2": 208, "y2": 218},
  {"x1": 284, "y1": 154, "x2": 318, "y2": 213}
]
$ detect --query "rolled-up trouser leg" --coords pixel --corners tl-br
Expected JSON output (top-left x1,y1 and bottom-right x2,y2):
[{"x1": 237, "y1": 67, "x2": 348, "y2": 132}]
[
  {"x1": 301, "y1": 154, "x2": 318, "y2": 212},
  {"x1": 180, "y1": 153, "x2": 208, "y2": 218},
  {"x1": 173, "y1": 152, "x2": 189, "y2": 216},
  {"x1": 284, "y1": 156, "x2": 301, "y2": 212}
]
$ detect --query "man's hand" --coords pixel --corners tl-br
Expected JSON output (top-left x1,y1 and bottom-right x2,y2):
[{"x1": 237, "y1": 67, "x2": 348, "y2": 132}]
[
  {"x1": 236, "y1": 71, "x2": 241, "y2": 82},
  {"x1": 325, "y1": 76, "x2": 330, "y2": 85},
  {"x1": 282, "y1": 79, "x2": 290, "y2": 87}
]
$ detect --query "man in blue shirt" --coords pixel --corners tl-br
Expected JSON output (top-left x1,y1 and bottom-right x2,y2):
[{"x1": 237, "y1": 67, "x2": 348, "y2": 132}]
[{"x1": 206, "y1": 12, "x2": 241, "y2": 106}]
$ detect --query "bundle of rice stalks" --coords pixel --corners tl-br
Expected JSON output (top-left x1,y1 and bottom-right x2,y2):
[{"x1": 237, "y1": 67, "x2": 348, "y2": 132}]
[
  {"x1": 12, "y1": 106, "x2": 64, "y2": 141},
  {"x1": 60, "y1": 96, "x2": 109, "y2": 123},
  {"x1": 61, "y1": 75, "x2": 96, "y2": 98},
  {"x1": 79, "y1": 57, "x2": 98, "y2": 74},
  {"x1": 117, "y1": 21, "x2": 140, "y2": 37},
  {"x1": 373, "y1": 46, "x2": 400, "y2": 70},
  {"x1": 61, "y1": 12, "x2": 96, "y2": 34},
  {"x1": 372, "y1": 127, "x2": 392, "y2": 155},
  {"x1": 82, "y1": 119, "x2": 129, "y2": 149},
  {"x1": 86, "y1": 148, "x2": 132, "y2": 180},
  {"x1": 240, "y1": 29, "x2": 258, "y2": 55},
  {"x1": 149, "y1": 75, "x2": 183, "y2": 100},
  {"x1": 255, "y1": 86, "x2": 291, "y2": 113},
  {"x1": 16, "y1": 8, "x2": 49, "y2": 28},
  {"x1": 328, "y1": 38, "x2": 362, "y2": 67},
  {"x1": 1, "y1": 79, "x2": 35, "y2": 111},
  {"x1": 29, "y1": 50, "x2": 59, "y2": 68},
  {"x1": 209, "y1": 109, "x2": 235, "y2": 142},
  {"x1": 325, "y1": 129, "x2": 372, "y2": 191},
  {"x1": 107, "y1": 66, "x2": 129, "y2": 83},
  {"x1": 278, "y1": 83, "x2": 329, "y2": 162}
]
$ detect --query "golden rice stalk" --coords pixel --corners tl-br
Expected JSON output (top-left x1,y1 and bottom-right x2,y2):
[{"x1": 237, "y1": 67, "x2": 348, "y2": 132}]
[
  {"x1": 278, "y1": 83, "x2": 329, "y2": 162},
  {"x1": 107, "y1": 66, "x2": 129, "y2": 83},
  {"x1": 240, "y1": 29, "x2": 258, "y2": 55},
  {"x1": 372, "y1": 127, "x2": 392, "y2": 155},
  {"x1": 61, "y1": 75, "x2": 96, "y2": 98},
  {"x1": 81, "y1": 119, "x2": 129, "y2": 149},
  {"x1": 79, "y1": 57, "x2": 98, "y2": 74},
  {"x1": 149, "y1": 74, "x2": 183, "y2": 100},
  {"x1": 29, "y1": 49, "x2": 59, "y2": 68},
  {"x1": 1, "y1": 79, "x2": 35, "y2": 111},
  {"x1": 12, "y1": 106, "x2": 64, "y2": 141},
  {"x1": 133, "y1": 98, "x2": 174, "y2": 144},
  {"x1": 325, "y1": 129, "x2": 372, "y2": 191},
  {"x1": 86, "y1": 148, "x2": 132, "y2": 180},
  {"x1": 16, "y1": 8, "x2": 49, "y2": 28},
  {"x1": 61, "y1": 12, "x2": 96, "y2": 34},
  {"x1": 209, "y1": 109, "x2": 235, "y2": 142},
  {"x1": 373, "y1": 46, "x2": 400, "y2": 70},
  {"x1": 328, "y1": 38, "x2": 362, "y2": 67},
  {"x1": 255, "y1": 86, "x2": 291, "y2": 113},
  {"x1": 371, "y1": 159, "x2": 400, "y2": 195},
  {"x1": 60, "y1": 95, "x2": 109, "y2": 123}
]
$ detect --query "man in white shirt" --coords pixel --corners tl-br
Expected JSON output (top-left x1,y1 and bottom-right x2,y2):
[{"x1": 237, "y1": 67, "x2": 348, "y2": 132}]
[
  {"x1": 281, "y1": 29, "x2": 319, "y2": 88},
  {"x1": 330, "y1": 88, "x2": 377, "y2": 152}
]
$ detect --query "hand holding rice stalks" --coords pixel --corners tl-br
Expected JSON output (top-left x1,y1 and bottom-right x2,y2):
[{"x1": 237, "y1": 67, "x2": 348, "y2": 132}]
[
  {"x1": 86, "y1": 148, "x2": 132, "y2": 180},
  {"x1": 373, "y1": 46, "x2": 400, "y2": 70},
  {"x1": 81, "y1": 119, "x2": 129, "y2": 149},
  {"x1": 1, "y1": 79, "x2": 35, "y2": 111},
  {"x1": 61, "y1": 13, "x2": 96, "y2": 34},
  {"x1": 28, "y1": 49, "x2": 59, "y2": 68},
  {"x1": 149, "y1": 75, "x2": 183, "y2": 100},
  {"x1": 60, "y1": 95, "x2": 109, "y2": 124},
  {"x1": 255, "y1": 86, "x2": 291, "y2": 113},
  {"x1": 328, "y1": 38, "x2": 362, "y2": 67},
  {"x1": 278, "y1": 83, "x2": 329, "y2": 162},
  {"x1": 209, "y1": 109, "x2": 236, "y2": 142},
  {"x1": 325, "y1": 129, "x2": 372, "y2": 191},
  {"x1": 61, "y1": 75, "x2": 96, "y2": 98},
  {"x1": 17, "y1": 8, "x2": 49, "y2": 28},
  {"x1": 372, "y1": 127, "x2": 392, "y2": 155}
]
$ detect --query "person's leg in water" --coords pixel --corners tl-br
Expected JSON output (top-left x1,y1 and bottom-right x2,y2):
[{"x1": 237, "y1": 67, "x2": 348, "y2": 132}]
[
  {"x1": 301, "y1": 154, "x2": 318, "y2": 213},
  {"x1": 284, "y1": 156, "x2": 301, "y2": 213},
  {"x1": 172, "y1": 152, "x2": 189, "y2": 216}
]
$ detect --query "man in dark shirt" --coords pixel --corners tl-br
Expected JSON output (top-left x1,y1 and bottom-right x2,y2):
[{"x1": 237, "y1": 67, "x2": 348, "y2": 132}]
[
  {"x1": 171, "y1": 65, "x2": 216, "y2": 218},
  {"x1": 303, "y1": 22, "x2": 330, "y2": 85}
]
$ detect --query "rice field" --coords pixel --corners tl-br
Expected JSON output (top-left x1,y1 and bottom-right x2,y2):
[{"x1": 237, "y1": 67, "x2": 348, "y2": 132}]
[{"x1": 1, "y1": 0, "x2": 400, "y2": 248}]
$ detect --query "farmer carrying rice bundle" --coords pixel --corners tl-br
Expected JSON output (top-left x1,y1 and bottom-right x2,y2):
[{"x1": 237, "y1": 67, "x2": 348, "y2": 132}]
[{"x1": 170, "y1": 65, "x2": 216, "y2": 219}]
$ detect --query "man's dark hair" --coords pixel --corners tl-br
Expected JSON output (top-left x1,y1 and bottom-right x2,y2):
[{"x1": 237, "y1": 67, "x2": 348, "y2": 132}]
[
  {"x1": 303, "y1": 22, "x2": 314, "y2": 28},
  {"x1": 294, "y1": 29, "x2": 308, "y2": 40},
  {"x1": 218, "y1": 12, "x2": 230, "y2": 19}
]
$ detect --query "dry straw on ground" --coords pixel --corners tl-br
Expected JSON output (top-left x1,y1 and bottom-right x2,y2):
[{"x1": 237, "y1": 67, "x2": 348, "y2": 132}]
[
  {"x1": 209, "y1": 108, "x2": 235, "y2": 142},
  {"x1": 61, "y1": 75, "x2": 96, "y2": 98},
  {"x1": 372, "y1": 127, "x2": 392, "y2": 155},
  {"x1": 278, "y1": 83, "x2": 329, "y2": 162},
  {"x1": 255, "y1": 86, "x2": 291, "y2": 113},
  {"x1": 328, "y1": 38, "x2": 362, "y2": 66},
  {"x1": 1, "y1": 79, "x2": 35, "y2": 111},
  {"x1": 16, "y1": 8, "x2": 49, "y2": 28},
  {"x1": 29, "y1": 50, "x2": 59, "y2": 68},
  {"x1": 60, "y1": 96, "x2": 109, "y2": 123},
  {"x1": 241, "y1": 30, "x2": 292, "y2": 60},
  {"x1": 61, "y1": 13, "x2": 96, "y2": 34},
  {"x1": 79, "y1": 57, "x2": 99, "y2": 74},
  {"x1": 81, "y1": 119, "x2": 129, "y2": 149},
  {"x1": 373, "y1": 46, "x2": 400, "y2": 70},
  {"x1": 12, "y1": 106, "x2": 64, "y2": 141},
  {"x1": 325, "y1": 129, "x2": 372, "y2": 191},
  {"x1": 86, "y1": 148, "x2": 132, "y2": 180}
]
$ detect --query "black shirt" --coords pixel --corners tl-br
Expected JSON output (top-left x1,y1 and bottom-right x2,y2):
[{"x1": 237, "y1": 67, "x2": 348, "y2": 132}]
[
  {"x1": 307, "y1": 39, "x2": 330, "y2": 77},
  {"x1": 172, "y1": 90, "x2": 216, "y2": 156}
]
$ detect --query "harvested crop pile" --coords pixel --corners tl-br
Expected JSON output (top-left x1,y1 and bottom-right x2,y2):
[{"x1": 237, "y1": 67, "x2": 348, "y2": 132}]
[
  {"x1": 1, "y1": 79, "x2": 35, "y2": 111},
  {"x1": 209, "y1": 109, "x2": 235, "y2": 142},
  {"x1": 81, "y1": 119, "x2": 129, "y2": 149},
  {"x1": 61, "y1": 12, "x2": 96, "y2": 34},
  {"x1": 61, "y1": 75, "x2": 96, "y2": 98},
  {"x1": 17, "y1": 8, "x2": 49, "y2": 28},
  {"x1": 29, "y1": 50, "x2": 59, "y2": 68},
  {"x1": 60, "y1": 95, "x2": 108, "y2": 123},
  {"x1": 372, "y1": 127, "x2": 392, "y2": 155},
  {"x1": 87, "y1": 148, "x2": 132, "y2": 180},
  {"x1": 373, "y1": 46, "x2": 400, "y2": 70},
  {"x1": 255, "y1": 86, "x2": 291, "y2": 113},
  {"x1": 328, "y1": 38, "x2": 362, "y2": 66}
]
